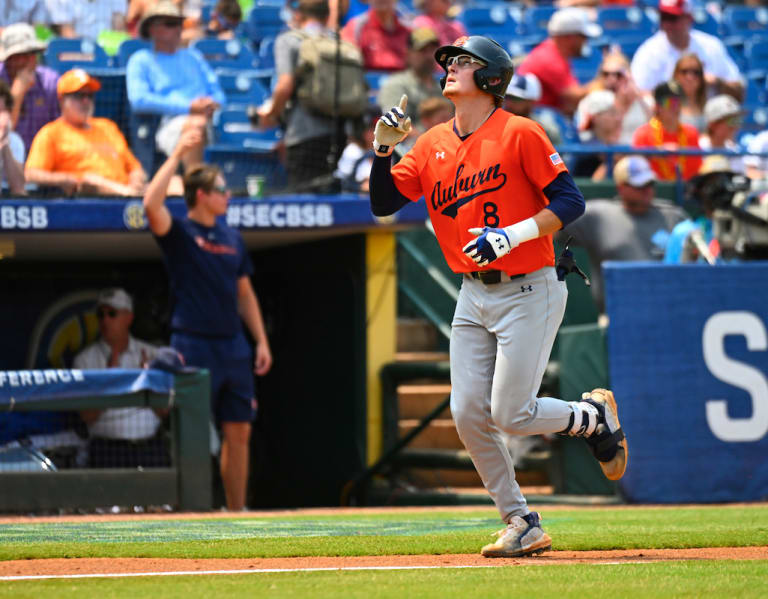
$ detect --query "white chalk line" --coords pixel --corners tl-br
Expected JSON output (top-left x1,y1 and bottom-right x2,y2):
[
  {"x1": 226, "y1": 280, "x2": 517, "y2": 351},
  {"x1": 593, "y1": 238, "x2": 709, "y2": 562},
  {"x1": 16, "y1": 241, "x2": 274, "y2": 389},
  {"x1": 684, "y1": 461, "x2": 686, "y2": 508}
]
[{"x1": 0, "y1": 561, "x2": 652, "y2": 581}]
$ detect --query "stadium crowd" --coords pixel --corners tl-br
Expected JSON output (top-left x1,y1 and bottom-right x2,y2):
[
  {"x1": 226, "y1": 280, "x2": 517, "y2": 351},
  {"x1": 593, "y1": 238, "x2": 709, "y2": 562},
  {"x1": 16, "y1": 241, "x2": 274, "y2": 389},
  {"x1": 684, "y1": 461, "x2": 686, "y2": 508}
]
[{"x1": 1, "y1": 0, "x2": 768, "y2": 197}]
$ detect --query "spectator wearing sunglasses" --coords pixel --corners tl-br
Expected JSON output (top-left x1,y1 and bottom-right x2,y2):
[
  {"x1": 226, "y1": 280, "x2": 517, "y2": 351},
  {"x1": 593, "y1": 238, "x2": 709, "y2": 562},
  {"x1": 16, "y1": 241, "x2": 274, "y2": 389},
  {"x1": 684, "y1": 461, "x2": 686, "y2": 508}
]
[
  {"x1": 630, "y1": 0, "x2": 743, "y2": 100},
  {"x1": 672, "y1": 53, "x2": 709, "y2": 133},
  {"x1": 126, "y1": 1, "x2": 226, "y2": 172},
  {"x1": 556, "y1": 155, "x2": 687, "y2": 313},
  {"x1": 73, "y1": 288, "x2": 170, "y2": 469},
  {"x1": 583, "y1": 52, "x2": 652, "y2": 145},
  {"x1": 632, "y1": 80, "x2": 702, "y2": 181},
  {"x1": 699, "y1": 94, "x2": 747, "y2": 175},
  {"x1": 25, "y1": 69, "x2": 147, "y2": 196}
]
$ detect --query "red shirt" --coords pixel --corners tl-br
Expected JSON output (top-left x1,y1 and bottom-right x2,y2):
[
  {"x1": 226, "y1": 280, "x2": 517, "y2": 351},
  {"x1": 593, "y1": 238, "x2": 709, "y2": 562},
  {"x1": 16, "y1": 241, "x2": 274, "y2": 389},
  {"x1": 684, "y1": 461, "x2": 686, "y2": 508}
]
[
  {"x1": 341, "y1": 10, "x2": 410, "y2": 72},
  {"x1": 392, "y1": 111, "x2": 567, "y2": 275},
  {"x1": 517, "y1": 39, "x2": 578, "y2": 110},
  {"x1": 632, "y1": 119, "x2": 702, "y2": 181}
]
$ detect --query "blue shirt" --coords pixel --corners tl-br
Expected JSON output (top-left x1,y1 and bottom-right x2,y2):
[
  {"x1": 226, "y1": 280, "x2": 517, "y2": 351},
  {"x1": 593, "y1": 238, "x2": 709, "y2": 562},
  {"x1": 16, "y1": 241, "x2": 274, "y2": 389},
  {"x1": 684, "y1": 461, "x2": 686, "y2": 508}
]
[
  {"x1": 664, "y1": 217, "x2": 714, "y2": 264},
  {"x1": 126, "y1": 48, "x2": 227, "y2": 115},
  {"x1": 155, "y1": 217, "x2": 254, "y2": 336}
]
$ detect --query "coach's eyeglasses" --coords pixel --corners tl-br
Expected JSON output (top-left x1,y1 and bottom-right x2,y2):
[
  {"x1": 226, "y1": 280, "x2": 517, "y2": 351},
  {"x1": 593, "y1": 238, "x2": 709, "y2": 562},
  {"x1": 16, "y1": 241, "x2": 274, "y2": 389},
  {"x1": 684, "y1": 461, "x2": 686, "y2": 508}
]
[
  {"x1": 445, "y1": 55, "x2": 487, "y2": 69},
  {"x1": 211, "y1": 184, "x2": 229, "y2": 194},
  {"x1": 97, "y1": 308, "x2": 119, "y2": 320}
]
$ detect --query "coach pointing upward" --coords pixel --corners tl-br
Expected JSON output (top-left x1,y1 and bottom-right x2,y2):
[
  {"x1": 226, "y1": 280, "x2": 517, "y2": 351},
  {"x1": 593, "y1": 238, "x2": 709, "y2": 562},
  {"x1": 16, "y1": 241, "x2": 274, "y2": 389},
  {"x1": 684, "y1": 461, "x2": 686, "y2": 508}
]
[
  {"x1": 144, "y1": 130, "x2": 273, "y2": 511},
  {"x1": 369, "y1": 35, "x2": 628, "y2": 558}
]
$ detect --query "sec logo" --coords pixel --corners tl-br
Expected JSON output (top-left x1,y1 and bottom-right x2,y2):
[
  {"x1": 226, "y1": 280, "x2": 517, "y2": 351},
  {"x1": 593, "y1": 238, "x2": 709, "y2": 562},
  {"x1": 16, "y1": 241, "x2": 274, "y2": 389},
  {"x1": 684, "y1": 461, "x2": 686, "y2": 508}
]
[{"x1": 123, "y1": 200, "x2": 148, "y2": 230}]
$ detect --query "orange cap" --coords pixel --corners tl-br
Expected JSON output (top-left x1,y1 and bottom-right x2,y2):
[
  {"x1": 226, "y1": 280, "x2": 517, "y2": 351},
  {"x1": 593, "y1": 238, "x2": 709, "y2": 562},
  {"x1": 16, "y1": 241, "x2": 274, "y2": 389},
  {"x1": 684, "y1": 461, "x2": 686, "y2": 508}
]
[{"x1": 57, "y1": 69, "x2": 101, "y2": 97}]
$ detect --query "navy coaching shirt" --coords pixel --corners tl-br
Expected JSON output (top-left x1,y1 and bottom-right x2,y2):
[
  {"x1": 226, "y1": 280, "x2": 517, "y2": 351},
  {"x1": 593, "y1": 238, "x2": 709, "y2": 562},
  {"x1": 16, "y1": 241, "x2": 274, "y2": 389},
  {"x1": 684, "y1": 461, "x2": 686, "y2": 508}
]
[{"x1": 155, "y1": 216, "x2": 254, "y2": 337}]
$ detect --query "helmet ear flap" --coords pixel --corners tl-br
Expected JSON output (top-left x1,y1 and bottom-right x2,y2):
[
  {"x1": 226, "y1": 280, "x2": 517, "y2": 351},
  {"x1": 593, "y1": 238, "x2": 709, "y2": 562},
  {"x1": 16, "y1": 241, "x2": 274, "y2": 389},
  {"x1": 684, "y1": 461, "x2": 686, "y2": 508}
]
[{"x1": 439, "y1": 75, "x2": 447, "y2": 90}]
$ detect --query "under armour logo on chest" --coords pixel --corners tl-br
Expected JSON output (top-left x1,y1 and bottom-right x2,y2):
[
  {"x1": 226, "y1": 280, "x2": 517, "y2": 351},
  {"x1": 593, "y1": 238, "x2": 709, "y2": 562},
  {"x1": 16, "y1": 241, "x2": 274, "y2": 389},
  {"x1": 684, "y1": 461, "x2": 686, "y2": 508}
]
[
  {"x1": 435, "y1": 151, "x2": 445, "y2": 160},
  {"x1": 521, "y1": 285, "x2": 533, "y2": 292}
]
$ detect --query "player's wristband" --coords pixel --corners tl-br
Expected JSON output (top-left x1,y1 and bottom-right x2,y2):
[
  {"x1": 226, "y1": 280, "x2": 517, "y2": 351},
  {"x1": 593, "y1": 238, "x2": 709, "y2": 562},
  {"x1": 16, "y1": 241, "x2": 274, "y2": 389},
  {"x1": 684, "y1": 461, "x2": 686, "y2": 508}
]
[
  {"x1": 503, "y1": 218, "x2": 539, "y2": 245},
  {"x1": 374, "y1": 143, "x2": 393, "y2": 157}
]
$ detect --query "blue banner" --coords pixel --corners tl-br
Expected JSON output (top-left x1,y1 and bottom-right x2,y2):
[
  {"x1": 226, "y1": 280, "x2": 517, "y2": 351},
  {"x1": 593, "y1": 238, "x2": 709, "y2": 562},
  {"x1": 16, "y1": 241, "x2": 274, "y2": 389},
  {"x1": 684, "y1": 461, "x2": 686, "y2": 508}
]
[
  {"x1": 604, "y1": 262, "x2": 768, "y2": 503},
  {"x1": 0, "y1": 368, "x2": 174, "y2": 407},
  {"x1": 0, "y1": 196, "x2": 428, "y2": 232}
]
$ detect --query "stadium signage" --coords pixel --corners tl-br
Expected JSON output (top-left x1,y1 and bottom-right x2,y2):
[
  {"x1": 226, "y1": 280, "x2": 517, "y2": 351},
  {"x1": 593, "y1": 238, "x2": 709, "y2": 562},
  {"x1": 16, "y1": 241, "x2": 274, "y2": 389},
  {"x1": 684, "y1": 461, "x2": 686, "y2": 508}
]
[
  {"x1": 0, "y1": 206, "x2": 48, "y2": 229},
  {"x1": 226, "y1": 202, "x2": 334, "y2": 228},
  {"x1": 0, "y1": 369, "x2": 85, "y2": 388}
]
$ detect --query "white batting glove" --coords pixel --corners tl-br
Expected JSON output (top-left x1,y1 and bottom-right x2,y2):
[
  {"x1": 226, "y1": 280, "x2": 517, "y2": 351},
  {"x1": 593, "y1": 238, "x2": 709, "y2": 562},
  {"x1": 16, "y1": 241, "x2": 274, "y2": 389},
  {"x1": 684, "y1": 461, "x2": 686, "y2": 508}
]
[
  {"x1": 463, "y1": 227, "x2": 520, "y2": 267},
  {"x1": 373, "y1": 94, "x2": 412, "y2": 157}
]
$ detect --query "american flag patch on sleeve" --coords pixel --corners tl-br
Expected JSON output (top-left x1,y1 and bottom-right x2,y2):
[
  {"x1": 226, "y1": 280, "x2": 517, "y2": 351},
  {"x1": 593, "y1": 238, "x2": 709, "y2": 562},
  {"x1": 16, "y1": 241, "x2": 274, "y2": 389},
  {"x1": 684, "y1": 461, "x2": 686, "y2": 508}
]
[{"x1": 549, "y1": 153, "x2": 562, "y2": 166}]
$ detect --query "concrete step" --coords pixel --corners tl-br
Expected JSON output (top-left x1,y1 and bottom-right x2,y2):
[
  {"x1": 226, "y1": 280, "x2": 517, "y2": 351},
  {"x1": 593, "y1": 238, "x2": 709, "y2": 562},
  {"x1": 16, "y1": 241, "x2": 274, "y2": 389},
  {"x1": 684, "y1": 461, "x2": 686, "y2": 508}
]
[
  {"x1": 398, "y1": 418, "x2": 461, "y2": 449},
  {"x1": 395, "y1": 351, "x2": 450, "y2": 363},
  {"x1": 403, "y1": 468, "x2": 549, "y2": 488},
  {"x1": 397, "y1": 383, "x2": 452, "y2": 419},
  {"x1": 397, "y1": 318, "x2": 439, "y2": 353}
]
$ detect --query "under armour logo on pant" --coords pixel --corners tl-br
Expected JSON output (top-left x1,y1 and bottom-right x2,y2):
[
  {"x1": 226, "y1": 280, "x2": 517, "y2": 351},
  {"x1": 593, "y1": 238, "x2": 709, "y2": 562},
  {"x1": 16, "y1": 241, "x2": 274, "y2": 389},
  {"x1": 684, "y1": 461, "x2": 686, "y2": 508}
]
[{"x1": 521, "y1": 285, "x2": 532, "y2": 292}]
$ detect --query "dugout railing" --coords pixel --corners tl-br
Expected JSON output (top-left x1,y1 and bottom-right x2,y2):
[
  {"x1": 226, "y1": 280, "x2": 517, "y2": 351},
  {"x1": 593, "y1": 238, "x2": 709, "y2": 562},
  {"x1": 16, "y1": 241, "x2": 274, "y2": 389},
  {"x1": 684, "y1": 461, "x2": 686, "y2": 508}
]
[{"x1": 0, "y1": 369, "x2": 212, "y2": 512}]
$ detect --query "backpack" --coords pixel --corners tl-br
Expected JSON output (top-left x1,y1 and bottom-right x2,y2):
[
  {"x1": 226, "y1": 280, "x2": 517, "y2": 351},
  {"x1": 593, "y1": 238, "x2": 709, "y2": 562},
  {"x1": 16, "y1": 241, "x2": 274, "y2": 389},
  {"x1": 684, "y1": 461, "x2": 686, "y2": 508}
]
[{"x1": 294, "y1": 30, "x2": 368, "y2": 119}]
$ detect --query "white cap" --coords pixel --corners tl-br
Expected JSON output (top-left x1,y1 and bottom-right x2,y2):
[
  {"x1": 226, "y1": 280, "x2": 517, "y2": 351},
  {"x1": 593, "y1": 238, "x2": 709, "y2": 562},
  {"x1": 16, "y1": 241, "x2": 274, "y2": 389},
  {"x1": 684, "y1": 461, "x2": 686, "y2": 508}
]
[
  {"x1": 704, "y1": 94, "x2": 743, "y2": 125},
  {"x1": 505, "y1": 73, "x2": 542, "y2": 101},
  {"x1": 613, "y1": 156, "x2": 656, "y2": 187},
  {"x1": 96, "y1": 288, "x2": 133, "y2": 312},
  {"x1": 548, "y1": 8, "x2": 602, "y2": 38},
  {"x1": 578, "y1": 90, "x2": 615, "y2": 130}
]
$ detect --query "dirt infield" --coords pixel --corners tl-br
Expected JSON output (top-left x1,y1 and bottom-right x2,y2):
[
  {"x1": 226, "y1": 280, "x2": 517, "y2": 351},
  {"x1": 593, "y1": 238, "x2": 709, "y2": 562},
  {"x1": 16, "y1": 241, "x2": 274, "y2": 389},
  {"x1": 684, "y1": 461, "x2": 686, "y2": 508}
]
[{"x1": 1, "y1": 547, "x2": 766, "y2": 578}]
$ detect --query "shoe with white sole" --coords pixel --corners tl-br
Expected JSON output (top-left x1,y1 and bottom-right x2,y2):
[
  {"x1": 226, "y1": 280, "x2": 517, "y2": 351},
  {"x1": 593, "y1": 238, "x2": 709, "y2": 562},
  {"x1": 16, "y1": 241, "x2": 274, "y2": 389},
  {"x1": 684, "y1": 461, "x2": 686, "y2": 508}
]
[{"x1": 481, "y1": 512, "x2": 552, "y2": 558}]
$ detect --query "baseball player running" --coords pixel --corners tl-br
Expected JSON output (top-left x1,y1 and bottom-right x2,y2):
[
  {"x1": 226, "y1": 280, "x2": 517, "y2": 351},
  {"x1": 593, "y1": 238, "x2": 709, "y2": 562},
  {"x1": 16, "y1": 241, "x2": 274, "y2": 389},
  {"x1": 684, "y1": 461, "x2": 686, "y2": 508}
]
[{"x1": 369, "y1": 36, "x2": 627, "y2": 557}]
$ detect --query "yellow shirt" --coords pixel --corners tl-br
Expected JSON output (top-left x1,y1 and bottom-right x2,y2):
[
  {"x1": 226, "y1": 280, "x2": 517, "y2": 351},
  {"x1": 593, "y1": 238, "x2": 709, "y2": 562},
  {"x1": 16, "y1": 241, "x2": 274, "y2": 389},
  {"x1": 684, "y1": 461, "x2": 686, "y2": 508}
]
[{"x1": 26, "y1": 117, "x2": 141, "y2": 184}]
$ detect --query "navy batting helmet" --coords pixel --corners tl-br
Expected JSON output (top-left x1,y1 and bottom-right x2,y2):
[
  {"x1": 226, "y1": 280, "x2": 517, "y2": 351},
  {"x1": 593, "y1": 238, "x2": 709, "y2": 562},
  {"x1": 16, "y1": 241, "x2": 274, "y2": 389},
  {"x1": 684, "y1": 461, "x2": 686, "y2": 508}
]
[{"x1": 435, "y1": 36, "x2": 515, "y2": 101}]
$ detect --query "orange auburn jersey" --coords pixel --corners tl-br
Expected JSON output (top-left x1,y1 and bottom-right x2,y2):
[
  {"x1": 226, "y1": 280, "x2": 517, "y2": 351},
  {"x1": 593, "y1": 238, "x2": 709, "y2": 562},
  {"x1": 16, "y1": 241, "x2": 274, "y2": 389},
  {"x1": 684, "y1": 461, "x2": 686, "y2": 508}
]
[{"x1": 392, "y1": 109, "x2": 568, "y2": 275}]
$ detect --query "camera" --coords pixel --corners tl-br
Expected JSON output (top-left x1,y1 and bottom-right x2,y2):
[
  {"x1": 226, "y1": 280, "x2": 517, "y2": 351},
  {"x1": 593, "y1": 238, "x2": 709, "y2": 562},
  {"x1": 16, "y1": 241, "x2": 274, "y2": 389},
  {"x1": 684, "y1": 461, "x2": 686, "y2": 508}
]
[{"x1": 689, "y1": 167, "x2": 768, "y2": 260}]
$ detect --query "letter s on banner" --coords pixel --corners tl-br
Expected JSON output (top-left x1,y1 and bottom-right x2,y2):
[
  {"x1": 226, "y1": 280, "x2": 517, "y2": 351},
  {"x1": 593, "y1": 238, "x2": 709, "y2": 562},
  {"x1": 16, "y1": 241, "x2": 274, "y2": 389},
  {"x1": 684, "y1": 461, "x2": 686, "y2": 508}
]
[{"x1": 702, "y1": 311, "x2": 768, "y2": 442}]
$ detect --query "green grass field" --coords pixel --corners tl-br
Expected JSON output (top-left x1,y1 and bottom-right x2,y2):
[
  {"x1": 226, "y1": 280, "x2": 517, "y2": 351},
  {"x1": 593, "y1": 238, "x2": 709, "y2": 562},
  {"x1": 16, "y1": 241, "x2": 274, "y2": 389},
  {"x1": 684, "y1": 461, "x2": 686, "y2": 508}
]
[{"x1": 1, "y1": 504, "x2": 767, "y2": 597}]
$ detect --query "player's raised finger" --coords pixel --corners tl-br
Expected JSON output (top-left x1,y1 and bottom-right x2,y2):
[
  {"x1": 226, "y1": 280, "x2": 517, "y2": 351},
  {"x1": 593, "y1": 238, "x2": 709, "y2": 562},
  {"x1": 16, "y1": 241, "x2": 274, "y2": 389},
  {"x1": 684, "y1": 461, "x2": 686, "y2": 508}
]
[{"x1": 398, "y1": 94, "x2": 408, "y2": 113}]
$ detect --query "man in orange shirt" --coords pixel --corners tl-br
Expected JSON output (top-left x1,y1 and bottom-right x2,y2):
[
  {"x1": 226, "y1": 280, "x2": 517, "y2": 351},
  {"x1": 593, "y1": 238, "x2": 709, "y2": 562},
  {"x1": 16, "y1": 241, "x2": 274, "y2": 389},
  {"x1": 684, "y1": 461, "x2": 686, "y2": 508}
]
[
  {"x1": 25, "y1": 69, "x2": 147, "y2": 196},
  {"x1": 369, "y1": 36, "x2": 628, "y2": 558},
  {"x1": 632, "y1": 80, "x2": 701, "y2": 181}
]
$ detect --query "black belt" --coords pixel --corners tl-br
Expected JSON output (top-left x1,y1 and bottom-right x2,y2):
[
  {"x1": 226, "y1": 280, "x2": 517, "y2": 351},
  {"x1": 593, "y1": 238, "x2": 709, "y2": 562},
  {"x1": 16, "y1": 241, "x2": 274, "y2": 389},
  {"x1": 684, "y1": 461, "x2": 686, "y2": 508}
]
[{"x1": 467, "y1": 270, "x2": 526, "y2": 285}]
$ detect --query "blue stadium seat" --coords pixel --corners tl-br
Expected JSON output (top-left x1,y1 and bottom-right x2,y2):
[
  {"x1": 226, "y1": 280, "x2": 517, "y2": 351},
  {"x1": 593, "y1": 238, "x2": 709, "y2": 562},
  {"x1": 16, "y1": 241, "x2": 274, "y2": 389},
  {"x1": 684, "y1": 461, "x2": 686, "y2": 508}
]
[
  {"x1": 115, "y1": 38, "x2": 151, "y2": 67},
  {"x1": 520, "y1": 6, "x2": 557, "y2": 37},
  {"x1": 365, "y1": 70, "x2": 389, "y2": 104},
  {"x1": 596, "y1": 6, "x2": 654, "y2": 38},
  {"x1": 217, "y1": 70, "x2": 271, "y2": 106},
  {"x1": 204, "y1": 145, "x2": 286, "y2": 192},
  {"x1": 724, "y1": 37, "x2": 749, "y2": 73},
  {"x1": 255, "y1": 36, "x2": 277, "y2": 71},
  {"x1": 744, "y1": 73, "x2": 767, "y2": 108},
  {"x1": 214, "y1": 108, "x2": 283, "y2": 147},
  {"x1": 43, "y1": 38, "x2": 109, "y2": 72},
  {"x1": 570, "y1": 45, "x2": 602, "y2": 85},
  {"x1": 191, "y1": 38, "x2": 259, "y2": 70},
  {"x1": 690, "y1": 6, "x2": 720, "y2": 36},
  {"x1": 458, "y1": 4, "x2": 522, "y2": 38},
  {"x1": 247, "y1": 5, "x2": 286, "y2": 45},
  {"x1": 500, "y1": 35, "x2": 544, "y2": 60},
  {"x1": 722, "y1": 6, "x2": 768, "y2": 37},
  {"x1": 745, "y1": 39, "x2": 768, "y2": 71},
  {"x1": 533, "y1": 105, "x2": 579, "y2": 145}
]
